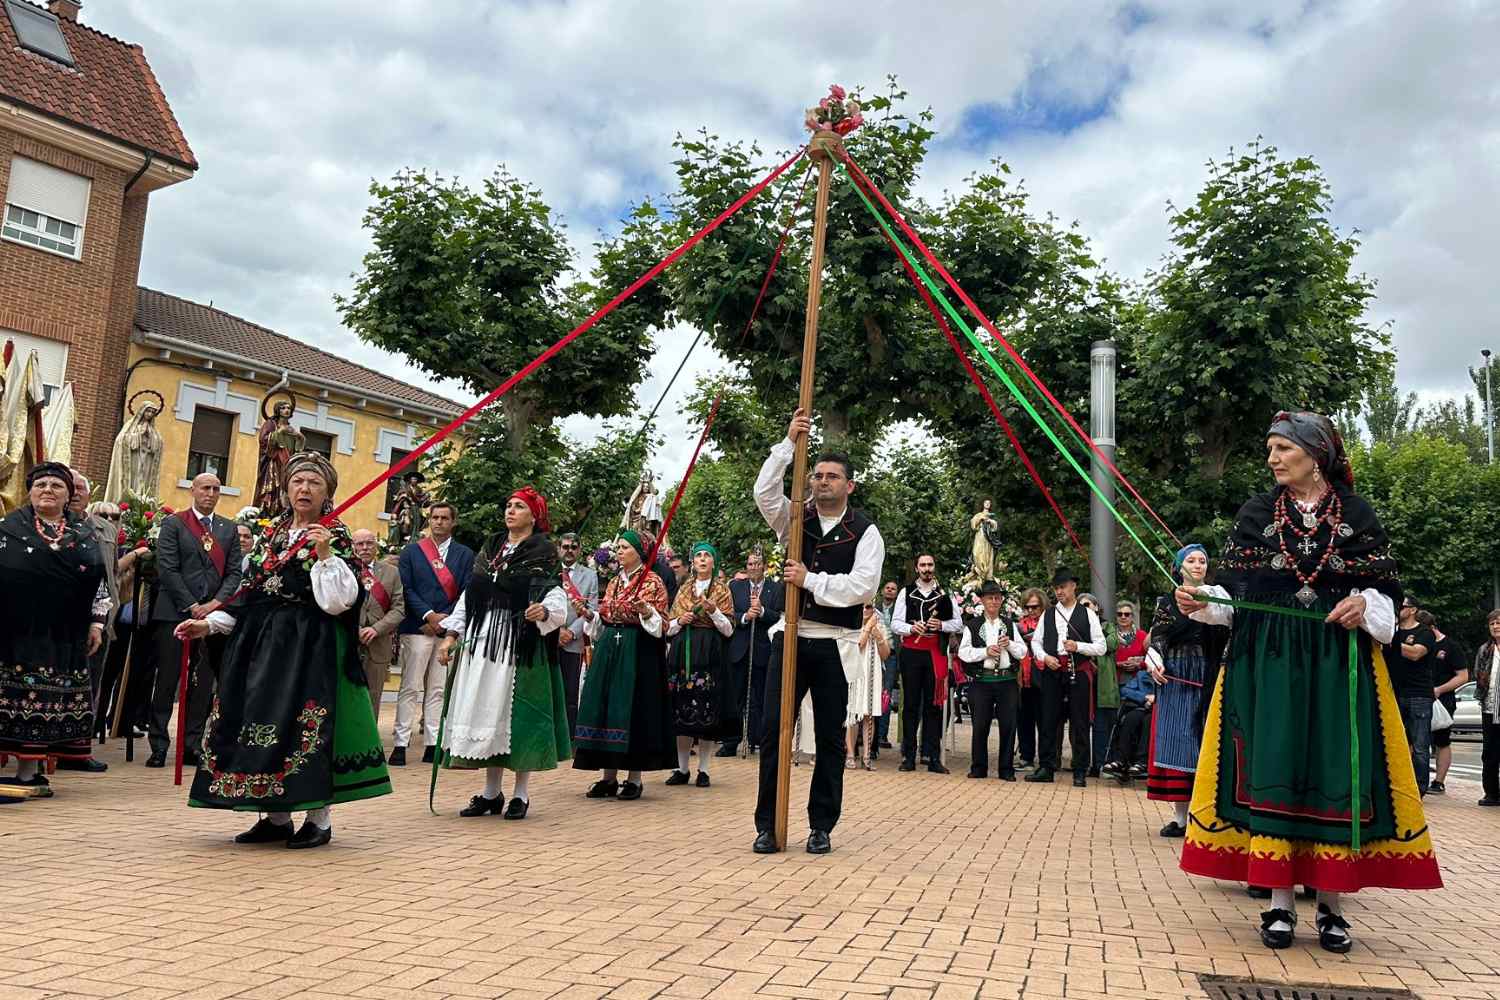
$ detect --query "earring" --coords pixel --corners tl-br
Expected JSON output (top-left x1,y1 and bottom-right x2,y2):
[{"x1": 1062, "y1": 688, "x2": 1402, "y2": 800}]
[{"x1": 1313, "y1": 467, "x2": 1321, "y2": 482}]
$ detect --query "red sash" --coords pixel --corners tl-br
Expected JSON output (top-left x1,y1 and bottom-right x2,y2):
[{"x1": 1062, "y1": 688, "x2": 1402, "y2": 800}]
[
  {"x1": 177, "y1": 509, "x2": 226, "y2": 577},
  {"x1": 418, "y1": 536, "x2": 460, "y2": 604},
  {"x1": 364, "y1": 565, "x2": 392, "y2": 615},
  {"x1": 903, "y1": 633, "x2": 950, "y2": 707},
  {"x1": 560, "y1": 567, "x2": 585, "y2": 604}
]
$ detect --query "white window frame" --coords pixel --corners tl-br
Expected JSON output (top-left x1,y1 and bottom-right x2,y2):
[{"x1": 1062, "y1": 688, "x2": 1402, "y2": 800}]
[{"x1": 2, "y1": 158, "x2": 89, "y2": 261}]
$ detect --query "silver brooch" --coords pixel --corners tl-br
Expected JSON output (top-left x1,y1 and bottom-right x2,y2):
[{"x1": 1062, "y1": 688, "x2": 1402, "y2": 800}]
[
  {"x1": 1302, "y1": 511, "x2": 1319, "y2": 530},
  {"x1": 1337, "y1": 523, "x2": 1354, "y2": 538},
  {"x1": 1262, "y1": 522, "x2": 1277, "y2": 538},
  {"x1": 263, "y1": 574, "x2": 284, "y2": 595},
  {"x1": 1329, "y1": 555, "x2": 1346, "y2": 572},
  {"x1": 1271, "y1": 553, "x2": 1286, "y2": 570}
]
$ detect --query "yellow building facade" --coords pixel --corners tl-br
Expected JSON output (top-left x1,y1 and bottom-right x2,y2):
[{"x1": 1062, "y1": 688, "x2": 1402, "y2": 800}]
[{"x1": 123, "y1": 288, "x2": 463, "y2": 534}]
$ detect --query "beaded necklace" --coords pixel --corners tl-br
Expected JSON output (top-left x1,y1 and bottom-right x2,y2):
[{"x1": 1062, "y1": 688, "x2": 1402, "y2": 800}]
[
  {"x1": 1269, "y1": 487, "x2": 1354, "y2": 606},
  {"x1": 34, "y1": 512, "x2": 67, "y2": 550}
]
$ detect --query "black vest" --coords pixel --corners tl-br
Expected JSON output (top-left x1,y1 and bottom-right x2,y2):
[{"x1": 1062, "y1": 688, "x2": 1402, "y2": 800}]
[
  {"x1": 966, "y1": 615, "x2": 1018, "y2": 678},
  {"x1": 1040, "y1": 603, "x2": 1092, "y2": 658},
  {"x1": 902, "y1": 584, "x2": 954, "y2": 631},
  {"x1": 799, "y1": 505, "x2": 874, "y2": 630}
]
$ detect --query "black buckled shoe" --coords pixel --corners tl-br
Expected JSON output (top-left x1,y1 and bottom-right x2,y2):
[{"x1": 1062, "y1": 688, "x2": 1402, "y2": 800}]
[
  {"x1": 503, "y1": 797, "x2": 529, "y2": 820},
  {"x1": 585, "y1": 779, "x2": 619, "y2": 799},
  {"x1": 387, "y1": 746, "x2": 407, "y2": 767},
  {"x1": 1259, "y1": 908, "x2": 1296, "y2": 949},
  {"x1": 287, "y1": 821, "x2": 332, "y2": 849},
  {"x1": 1072, "y1": 772, "x2": 1087, "y2": 788},
  {"x1": 806, "y1": 830, "x2": 831, "y2": 854},
  {"x1": 695, "y1": 772, "x2": 710, "y2": 788},
  {"x1": 752, "y1": 830, "x2": 778, "y2": 854},
  {"x1": 234, "y1": 817, "x2": 295, "y2": 844},
  {"x1": 1315, "y1": 904, "x2": 1352, "y2": 953},
  {"x1": 664, "y1": 770, "x2": 689, "y2": 786},
  {"x1": 1025, "y1": 768, "x2": 1055, "y2": 783},
  {"x1": 1159, "y1": 821, "x2": 1186, "y2": 838},
  {"x1": 459, "y1": 793, "x2": 504, "y2": 817},
  {"x1": 617, "y1": 780, "x2": 643, "y2": 801}
]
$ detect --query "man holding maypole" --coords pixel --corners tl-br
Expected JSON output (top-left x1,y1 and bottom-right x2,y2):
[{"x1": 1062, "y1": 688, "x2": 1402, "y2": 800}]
[{"x1": 751, "y1": 408, "x2": 885, "y2": 855}]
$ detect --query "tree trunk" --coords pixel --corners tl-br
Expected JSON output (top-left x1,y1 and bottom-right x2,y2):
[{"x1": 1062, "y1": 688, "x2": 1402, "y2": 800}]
[{"x1": 501, "y1": 396, "x2": 536, "y2": 457}]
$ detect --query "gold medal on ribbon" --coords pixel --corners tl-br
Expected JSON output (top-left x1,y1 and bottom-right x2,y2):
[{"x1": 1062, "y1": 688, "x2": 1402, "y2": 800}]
[{"x1": 202, "y1": 535, "x2": 214, "y2": 552}]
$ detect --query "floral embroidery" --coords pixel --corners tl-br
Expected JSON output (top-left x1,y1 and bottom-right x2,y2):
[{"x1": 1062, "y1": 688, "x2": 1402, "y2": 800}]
[
  {"x1": 332, "y1": 746, "x2": 387, "y2": 774},
  {"x1": 202, "y1": 699, "x2": 328, "y2": 799}
]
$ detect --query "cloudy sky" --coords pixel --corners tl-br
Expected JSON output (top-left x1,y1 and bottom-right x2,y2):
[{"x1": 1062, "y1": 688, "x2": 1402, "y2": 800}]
[{"x1": 85, "y1": 0, "x2": 1499, "y2": 473}]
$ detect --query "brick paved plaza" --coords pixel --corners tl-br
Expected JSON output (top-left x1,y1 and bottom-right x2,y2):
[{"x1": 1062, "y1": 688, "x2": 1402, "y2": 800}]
[{"x1": 4, "y1": 732, "x2": 1498, "y2": 1000}]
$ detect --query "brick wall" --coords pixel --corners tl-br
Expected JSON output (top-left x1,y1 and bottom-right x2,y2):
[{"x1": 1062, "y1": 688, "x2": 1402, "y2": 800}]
[{"x1": 0, "y1": 128, "x2": 149, "y2": 483}]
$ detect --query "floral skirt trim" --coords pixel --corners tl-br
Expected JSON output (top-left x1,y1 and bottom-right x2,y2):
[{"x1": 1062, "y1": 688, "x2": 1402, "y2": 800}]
[{"x1": 1180, "y1": 648, "x2": 1441, "y2": 892}]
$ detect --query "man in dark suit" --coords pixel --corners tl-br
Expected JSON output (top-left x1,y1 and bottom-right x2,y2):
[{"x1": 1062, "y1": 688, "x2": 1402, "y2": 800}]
[
  {"x1": 146, "y1": 473, "x2": 243, "y2": 768},
  {"x1": 352, "y1": 529, "x2": 405, "y2": 722},
  {"x1": 721, "y1": 549, "x2": 784, "y2": 756}
]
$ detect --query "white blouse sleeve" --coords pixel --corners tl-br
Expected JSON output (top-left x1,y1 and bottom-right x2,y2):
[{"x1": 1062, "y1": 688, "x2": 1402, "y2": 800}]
[
  {"x1": 535, "y1": 586, "x2": 568, "y2": 636},
  {"x1": 1360, "y1": 588, "x2": 1396, "y2": 645},
  {"x1": 1186, "y1": 584, "x2": 1234, "y2": 627},
  {"x1": 957, "y1": 624, "x2": 985, "y2": 664},
  {"x1": 584, "y1": 608, "x2": 605, "y2": 641},
  {"x1": 205, "y1": 609, "x2": 237, "y2": 635},
  {"x1": 640, "y1": 606, "x2": 664, "y2": 639},
  {"x1": 1007, "y1": 624, "x2": 1027, "y2": 661},
  {"x1": 311, "y1": 556, "x2": 359, "y2": 616},
  {"x1": 439, "y1": 592, "x2": 468, "y2": 635},
  {"x1": 709, "y1": 607, "x2": 734, "y2": 638}
]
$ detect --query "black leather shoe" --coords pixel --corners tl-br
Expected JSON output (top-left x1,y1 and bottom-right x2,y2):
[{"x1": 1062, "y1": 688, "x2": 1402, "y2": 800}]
[
  {"x1": 967, "y1": 770, "x2": 985, "y2": 779},
  {"x1": 459, "y1": 794, "x2": 504, "y2": 817},
  {"x1": 999, "y1": 772, "x2": 1016, "y2": 782},
  {"x1": 617, "y1": 781, "x2": 642, "y2": 800},
  {"x1": 503, "y1": 797, "x2": 529, "y2": 820},
  {"x1": 1160, "y1": 821, "x2": 1186, "y2": 838},
  {"x1": 1314, "y1": 903, "x2": 1352, "y2": 953},
  {"x1": 1086, "y1": 766, "x2": 1101, "y2": 778},
  {"x1": 421, "y1": 746, "x2": 436, "y2": 764},
  {"x1": 57, "y1": 757, "x2": 108, "y2": 773},
  {"x1": 145, "y1": 749, "x2": 167, "y2": 768},
  {"x1": 1247, "y1": 886, "x2": 1272, "y2": 900},
  {"x1": 695, "y1": 772, "x2": 710, "y2": 788},
  {"x1": 1259, "y1": 908, "x2": 1296, "y2": 949},
  {"x1": 388, "y1": 746, "x2": 407, "y2": 767},
  {"x1": 1479, "y1": 796, "x2": 1500, "y2": 807},
  {"x1": 898, "y1": 760, "x2": 916, "y2": 772},
  {"x1": 879, "y1": 740, "x2": 893, "y2": 749},
  {"x1": 928, "y1": 762, "x2": 950, "y2": 775},
  {"x1": 806, "y1": 830, "x2": 831, "y2": 855},
  {"x1": 234, "y1": 818, "x2": 294, "y2": 844},
  {"x1": 1072, "y1": 773, "x2": 1087, "y2": 788},
  {"x1": 664, "y1": 770, "x2": 689, "y2": 786},
  {"x1": 287, "y1": 821, "x2": 332, "y2": 849},
  {"x1": 1025, "y1": 768, "x2": 1055, "y2": 783},
  {"x1": 752, "y1": 830, "x2": 778, "y2": 854},
  {"x1": 714, "y1": 745, "x2": 738, "y2": 758},
  {"x1": 585, "y1": 779, "x2": 619, "y2": 799}
]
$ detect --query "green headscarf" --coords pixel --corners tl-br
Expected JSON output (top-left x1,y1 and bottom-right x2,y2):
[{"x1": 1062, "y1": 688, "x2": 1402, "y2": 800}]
[
  {"x1": 689, "y1": 540, "x2": 720, "y2": 576},
  {"x1": 619, "y1": 529, "x2": 648, "y2": 563}
]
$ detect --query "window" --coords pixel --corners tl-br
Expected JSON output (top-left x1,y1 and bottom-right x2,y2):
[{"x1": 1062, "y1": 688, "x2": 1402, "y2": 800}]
[
  {"x1": 186, "y1": 407, "x2": 234, "y2": 481},
  {"x1": 302, "y1": 428, "x2": 335, "y2": 460},
  {"x1": 0, "y1": 329, "x2": 68, "y2": 401},
  {"x1": 384, "y1": 449, "x2": 412, "y2": 513},
  {"x1": 3, "y1": 156, "x2": 90, "y2": 259},
  {"x1": 3, "y1": 1, "x2": 73, "y2": 66}
]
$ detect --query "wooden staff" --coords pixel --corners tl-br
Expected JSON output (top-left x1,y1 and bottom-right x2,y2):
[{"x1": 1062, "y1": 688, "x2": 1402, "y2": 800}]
[{"x1": 773, "y1": 128, "x2": 841, "y2": 850}]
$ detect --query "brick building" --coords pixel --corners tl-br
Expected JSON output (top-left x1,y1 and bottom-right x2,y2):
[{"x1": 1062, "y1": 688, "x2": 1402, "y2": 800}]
[{"x1": 0, "y1": 0, "x2": 195, "y2": 482}]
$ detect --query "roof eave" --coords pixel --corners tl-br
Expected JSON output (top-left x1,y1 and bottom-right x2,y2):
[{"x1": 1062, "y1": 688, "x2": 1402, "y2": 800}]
[
  {"x1": 1, "y1": 94, "x2": 197, "y2": 185},
  {"x1": 133, "y1": 326, "x2": 464, "y2": 423}
]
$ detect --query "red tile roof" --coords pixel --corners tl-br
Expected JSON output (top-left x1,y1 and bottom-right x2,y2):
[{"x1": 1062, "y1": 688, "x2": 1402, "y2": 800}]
[
  {"x1": 135, "y1": 288, "x2": 465, "y2": 417},
  {"x1": 0, "y1": 0, "x2": 196, "y2": 168}
]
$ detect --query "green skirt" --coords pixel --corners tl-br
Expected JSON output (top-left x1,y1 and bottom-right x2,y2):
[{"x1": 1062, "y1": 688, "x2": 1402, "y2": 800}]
[{"x1": 440, "y1": 636, "x2": 572, "y2": 772}]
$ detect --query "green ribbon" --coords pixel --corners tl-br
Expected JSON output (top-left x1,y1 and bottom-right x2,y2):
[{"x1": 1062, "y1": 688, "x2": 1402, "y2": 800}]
[
  {"x1": 845, "y1": 169, "x2": 1367, "y2": 853},
  {"x1": 428, "y1": 640, "x2": 462, "y2": 816}
]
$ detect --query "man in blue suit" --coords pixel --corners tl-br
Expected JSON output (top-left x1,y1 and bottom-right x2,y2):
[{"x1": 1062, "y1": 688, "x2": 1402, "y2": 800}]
[
  {"x1": 390, "y1": 502, "x2": 474, "y2": 765},
  {"x1": 720, "y1": 549, "x2": 784, "y2": 756}
]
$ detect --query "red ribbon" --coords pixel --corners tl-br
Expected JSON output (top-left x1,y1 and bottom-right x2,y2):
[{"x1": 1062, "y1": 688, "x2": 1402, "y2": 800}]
[
  {"x1": 839, "y1": 151, "x2": 1182, "y2": 550},
  {"x1": 173, "y1": 639, "x2": 190, "y2": 786}
]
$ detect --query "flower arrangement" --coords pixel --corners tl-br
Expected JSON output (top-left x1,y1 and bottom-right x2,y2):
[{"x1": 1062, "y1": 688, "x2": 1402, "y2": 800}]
[
  {"x1": 804, "y1": 84, "x2": 864, "y2": 135},
  {"x1": 118, "y1": 490, "x2": 174, "y2": 553},
  {"x1": 760, "y1": 542, "x2": 785, "y2": 581},
  {"x1": 951, "y1": 571, "x2": 1022, "y2": 621}
]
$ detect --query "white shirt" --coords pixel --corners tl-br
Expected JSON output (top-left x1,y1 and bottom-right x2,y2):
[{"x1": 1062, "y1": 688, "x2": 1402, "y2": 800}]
[
  {"x1": 436, "y1": 540, "x2": 567, "y2": 637},
  {"x1": 203, "y1": 527, "x2": 359, "y2": 634},
  {"x1": 1030, "y1": 600, "x2": 1106, "y2": 661},
  {"x1": 582, "y1": 565, "x2": 664, "y2": 640},
  {"x1": 754, "y1": 437, "x2": 885, "y2": 639},
  {"x1": 666, "y1": 577, "x2": 734, "y2": 637},
  {"x1": 889, "y1": 581, "x2": 963, "y2": 637},
  {"x1": 1186, "y1": 584, "x2": 1396, "y2": 645},
  {"x1": 957, "y1": 615, "x2": 1027, "y2": 672}
]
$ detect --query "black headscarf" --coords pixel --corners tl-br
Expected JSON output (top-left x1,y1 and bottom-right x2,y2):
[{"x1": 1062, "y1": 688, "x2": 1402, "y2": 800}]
[
  {"x1": 1266, "y1": 410, "x2": 1353, "y2": 488},
  {"x1": 26, "y1": 461, "x2": 76, "y2": 498}
]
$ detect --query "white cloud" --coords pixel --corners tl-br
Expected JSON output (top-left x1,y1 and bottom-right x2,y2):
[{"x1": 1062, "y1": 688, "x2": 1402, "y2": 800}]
[{"x1": 80, "y1": 0, "x2": 1499, "y2": 484}]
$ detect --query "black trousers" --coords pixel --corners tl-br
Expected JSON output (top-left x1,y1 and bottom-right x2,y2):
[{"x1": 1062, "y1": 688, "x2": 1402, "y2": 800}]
[
  {"x1": 1483, "y1": 712, "x2": 1499, "y2": 800},
  {"x1": 721, "y1": 652, "x2": 769, "y2": 751},
  {"x1": 558, "y1": 648, "x2": 583, "y2": 739},
  {"x1": 1017, "y1": 683, "x2": 1041, "y2": 763},
  {"x1": 1037, "y1": 667, "x2": 1091, "y2": 774},
  {"x1": 968, "y1": 680, "x2": 1018, "y2": 777},
  {"x1": 899, "y1": 646, "x2": 942, "y2": 765},
  {"x1": 148, "y1": 622, "x2": 221, "y2": 755},
  {"x1": 755, "y1": 635, "x2": 848, "y2": 834},
  {"x1": 1111, "y1": 704, "x2": 1151, "y2": 767}
]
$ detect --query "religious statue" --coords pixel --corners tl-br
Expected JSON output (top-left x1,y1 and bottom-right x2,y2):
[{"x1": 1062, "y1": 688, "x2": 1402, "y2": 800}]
[
  {"x1": 104, "y1": 390, "x2": 165, "y2": 502},
  {"x1": 387, "y1": 469, "x2": 430, "y2": 548},
  {"x1": 968, "y1": 498, "x2": 1002, "y2": 583},
  {"x1": 621, "y1": 467, "x2": 663, "y2": 533},
  {"x1": 254, "y1": 389, "x2": 304, "y2": 518}
]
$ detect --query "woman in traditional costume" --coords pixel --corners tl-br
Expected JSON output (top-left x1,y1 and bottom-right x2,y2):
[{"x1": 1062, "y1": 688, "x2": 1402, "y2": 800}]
[
  {"x1": 1177, "y1": 411, "x2": 1440, "y2": 953},
  {"x1": 573, "y1": 530, "x2": 674, "y2": 800},
  {"x1": 0, "y1": 463, "x2": 108, "y2": 804},
  {"x1": 663, "y1": 541, "x2": 735, "y2": 788},
  {"x1": 1145, "y1": 544, "x2": 1228, "y2": 837},
  {"x1": 845, "y1": 605, "x2": 891, "y2": 770},
  {"x1": 435, "y1": 486, "x2": 571, "y2": 820},
  {"x1": 174, "y1": 452, "x2": 390, "y2": 848}
]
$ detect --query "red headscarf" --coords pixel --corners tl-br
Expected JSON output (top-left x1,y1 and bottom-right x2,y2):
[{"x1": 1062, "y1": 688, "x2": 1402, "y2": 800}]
[{"x1": 509, "y1": 485, "x2": 550, "y2": 533}]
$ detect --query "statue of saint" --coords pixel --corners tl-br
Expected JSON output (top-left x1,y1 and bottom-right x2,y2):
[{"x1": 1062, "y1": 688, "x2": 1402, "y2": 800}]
[
  {"x1": 387, "y1": 469, "x2": 430, "y2": 547},
  {"x1": 104, "y1": 390, "x2": 165, "y2": 502},
  {"x1": 621, "y1": 468, "x2": 663, "y2": 534},
  {"x1": 969, "y1": 498, "x2": 1002, "y2": 583},
  {"x1": 254, "y1": 390, "x2": 304, "y2": 518}
]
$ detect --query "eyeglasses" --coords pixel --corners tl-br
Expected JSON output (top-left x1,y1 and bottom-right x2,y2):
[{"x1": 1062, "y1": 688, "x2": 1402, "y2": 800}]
[
  {"x1": 1023, "y1": 604, "x2": 1042, "y2": 612},
  {"x1": 1116, "y1": 611, "x2": 1132, "y2": 618},
  {"x1": 103, "y1": 513, "x2": 121, "y2": 521}
]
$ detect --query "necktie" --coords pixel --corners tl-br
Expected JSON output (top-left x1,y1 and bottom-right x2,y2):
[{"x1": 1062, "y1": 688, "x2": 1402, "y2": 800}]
[{"x1": 201, "y1": 515, "x2": 212, "y2": 533}]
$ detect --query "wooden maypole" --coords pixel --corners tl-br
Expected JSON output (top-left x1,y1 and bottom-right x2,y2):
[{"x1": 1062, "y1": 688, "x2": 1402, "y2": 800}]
[{"x1": 773, "y1": 127, "x2": 842, "y2": 850}]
